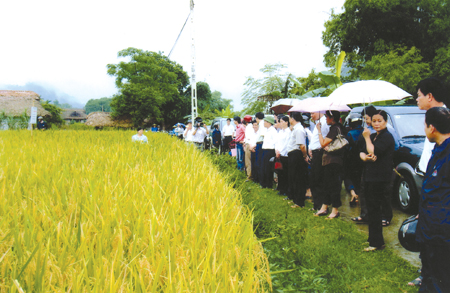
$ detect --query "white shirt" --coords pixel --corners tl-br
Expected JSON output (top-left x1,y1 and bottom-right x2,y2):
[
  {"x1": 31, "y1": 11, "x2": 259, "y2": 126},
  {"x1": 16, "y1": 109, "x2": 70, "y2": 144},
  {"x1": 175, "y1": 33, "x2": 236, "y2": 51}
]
[
  {"x1": 304, "y1": 127, "x2": 312, "y2": 144},
  {"x1": 275, "y1": 127, "x2": 291, "y2": 157},
  {"x1": 192, "y1": 127, "x2": 207, "y2": 143},
  {"x1": 256, "y1": 119, "x2": 267, "y2": 143},
  {"x1": 244, "y1": 124, "x2": 254, "y2": 144},
  {"x1": 309, "y1": 115, "x2": 330, "y2": 151},
  {"x1": 418, "y1": 138, "x2": 434, "y2": 173},
  {"x1": 222, "y1": 124, "x2": 234, "y2": 137},
  {"x1": 184, "y1": 128, "x2": 194, "y2": 142},
  {"x1": 132, "y1": 134, "x2": 148, "y2": 143},
  {"x1": 287, "y1": 123, "x2": 306, "y2": 153},
  {"x1": 262, "y1": 126, "x2": 277, "y2": 149}
]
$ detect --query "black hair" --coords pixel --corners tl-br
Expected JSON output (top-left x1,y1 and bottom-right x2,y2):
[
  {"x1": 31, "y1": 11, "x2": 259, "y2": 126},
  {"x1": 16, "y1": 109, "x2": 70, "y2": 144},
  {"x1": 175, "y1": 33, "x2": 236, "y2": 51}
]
[
  {"x1": 137, "y1": 127, "x2": 144, "y2": 131},
  {"x1": 425, "y1": 107, "x2": 450, "y2": 134},
  {"x1": 281, "y1": 115, "x2": 290, "y2": 127},
  {"x1": 233, "y1": 116, "x2": 241, "y2": 124},
  {"x1": 255, "y1": 112, "x2": 265, "y2": 120},
  {"x1": 290, "y1": 112, "x2": 303, "y2": 123},
  {"x1": 214, "y1": 124, "x2": 219, "y2": 129},
  {"x1": 226, "y1": 118, "x2": 231, "y2": 121},
  {"x1": 252, "y1": 119, "x2": 258, "y2": 124},
  {"x1": 372, "y1": 109, "x2": 388, "y2": 122},
  {"x1": 361, "y1": 105, "x2": 377, "y2": 117},
  {"x1": 277, "y1": 114, "x2": 284, "y2": 122},
  {"x1": 325, "y1": 110, "x2": 341, "y2": 123},
  {"x1": 417, "y1": 77, "x2": 448, "y2": 104}
]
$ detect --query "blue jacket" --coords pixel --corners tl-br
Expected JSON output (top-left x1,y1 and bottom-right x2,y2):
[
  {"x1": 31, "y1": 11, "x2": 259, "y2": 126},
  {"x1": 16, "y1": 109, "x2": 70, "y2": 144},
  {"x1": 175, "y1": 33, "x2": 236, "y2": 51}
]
[{"x1": 416, "y1": 137, "x2": 450, "y2": 245}]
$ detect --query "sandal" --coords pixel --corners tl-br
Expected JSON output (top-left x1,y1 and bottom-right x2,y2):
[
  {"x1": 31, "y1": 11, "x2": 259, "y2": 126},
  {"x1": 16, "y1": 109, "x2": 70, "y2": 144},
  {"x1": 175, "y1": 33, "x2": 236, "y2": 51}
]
[
  {"x1": 351, "y1": 217, "x2": 367, "y2": 223},
  {"x1": 363, "y1": 245, "x2": 385, "y2": 252},
  {"x1": 382, "y1": 220, "x2": 390, "y2": 227},
  {"x1": 407, "y1": 276, "x2": 423, "y2": 287},
  {"x1": 314, "y1": 210, "x2": 329, "y2": 217},
  {"x1": 326, "y1": 212, "x2": 340, "y2": 219}
]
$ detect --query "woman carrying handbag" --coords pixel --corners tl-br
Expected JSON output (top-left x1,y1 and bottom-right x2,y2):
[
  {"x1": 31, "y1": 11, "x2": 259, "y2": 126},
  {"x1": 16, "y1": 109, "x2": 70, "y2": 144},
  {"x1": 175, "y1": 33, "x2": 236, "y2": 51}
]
[{"x1": 314, "y1": 110, "x2": 347, "y2": 219}]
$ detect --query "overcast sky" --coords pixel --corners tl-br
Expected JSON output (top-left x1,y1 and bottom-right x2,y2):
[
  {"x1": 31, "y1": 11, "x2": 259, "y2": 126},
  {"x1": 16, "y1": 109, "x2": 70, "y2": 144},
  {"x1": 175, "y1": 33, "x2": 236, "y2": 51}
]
[{"x1": 0, "y1": 0, "x2": 345, "y2": 110}]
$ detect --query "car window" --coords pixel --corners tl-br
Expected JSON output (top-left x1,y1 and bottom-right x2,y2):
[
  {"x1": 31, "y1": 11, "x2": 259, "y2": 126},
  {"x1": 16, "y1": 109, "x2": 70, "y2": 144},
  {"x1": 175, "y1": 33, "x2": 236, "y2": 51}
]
[{"x1": 391, "y1": 113, "x2": 426, "y2": 138}]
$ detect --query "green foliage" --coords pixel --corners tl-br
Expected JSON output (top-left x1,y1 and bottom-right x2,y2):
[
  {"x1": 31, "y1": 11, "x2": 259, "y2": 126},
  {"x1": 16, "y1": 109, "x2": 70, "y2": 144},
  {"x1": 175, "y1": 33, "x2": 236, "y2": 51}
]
[
  {"x1": 323, "y1": 0, "x2": 450, "y2": 84},
  {"x1": 208, "y1": 154, "x2": 419, "y2": 293},
  {"x1": 0, "y1": 111, "x2": 29, "y2": 130},
  {"x1": 51, "y1": 100, "x2": 72, "y2": 109},
  {"x1": 241, "y1": 63, "x2": 290, "y2": 113},
  {"x1": 107, "y1": 48, "x2": 190, "y2": 127},
  {"x1": 211, "y1": 91, "x2": 233, "y2": 112},
  {"x1": 84, "y1": 97, "x2": 112, "y2": 114},
  {"x1": 353, "y1": 46, "x2": 431, "y2": 95},
  {"x1": 41, "y1": 100, "x2": 64, "y2": 127},
  {"x1": 214, "y1": 105, "x2": 236, "y2": 119}
]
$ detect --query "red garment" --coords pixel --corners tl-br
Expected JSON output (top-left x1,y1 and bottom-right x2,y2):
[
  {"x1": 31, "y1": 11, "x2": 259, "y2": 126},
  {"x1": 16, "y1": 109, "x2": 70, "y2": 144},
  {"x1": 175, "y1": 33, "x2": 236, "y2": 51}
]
[{"x1": 235, "y1": 124, "x2": 245, "y2": 142}]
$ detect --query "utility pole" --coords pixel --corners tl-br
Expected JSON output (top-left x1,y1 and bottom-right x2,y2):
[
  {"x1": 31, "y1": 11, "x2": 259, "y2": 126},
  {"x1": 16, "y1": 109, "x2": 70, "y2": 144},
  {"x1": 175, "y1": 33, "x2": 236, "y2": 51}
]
[{"x1": 190, "y1": 0, "x2": 198, "y2": 121}]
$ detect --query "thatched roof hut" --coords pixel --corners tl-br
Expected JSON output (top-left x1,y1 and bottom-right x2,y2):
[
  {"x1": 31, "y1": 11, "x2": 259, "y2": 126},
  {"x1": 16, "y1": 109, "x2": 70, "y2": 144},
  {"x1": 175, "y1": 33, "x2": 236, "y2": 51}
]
[
  {"x1": 62, "y1": 109, "x2": 87, "y2": 122},
  {"x1": 85, "y1": 112, "x2": 133, "y2": 128},
  {"x1": 0, "y1": 90, "x2": 50, "y2": 117}
]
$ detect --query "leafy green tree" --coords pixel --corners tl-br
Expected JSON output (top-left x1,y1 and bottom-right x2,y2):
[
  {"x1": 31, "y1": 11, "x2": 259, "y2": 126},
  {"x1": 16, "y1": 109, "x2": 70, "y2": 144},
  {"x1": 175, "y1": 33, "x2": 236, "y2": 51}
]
[
  {"x1": 84, "y1": 97, "x2": 112, "y2": 114},
  {"x1": 41, "y1": 100, "x2": 64, "y2": 127},
  {"x1": 354, "y1": 47, "x2": 431, "y2": 95},
  {"x1": 214, "y1": 105, "x2": 235, "y2": 118},
  {"x1": 241, "y1": 63, "x2": 289, "y2": 113},
  {"x1": 107, "y1": 48, "x2": 190, "y2": 127},
  {"x1": 211, "y1": 91, "x2": 233, "y2": 112},
  {"x1": 322, "y1": 0, "x2": 450, "y2": 84}
]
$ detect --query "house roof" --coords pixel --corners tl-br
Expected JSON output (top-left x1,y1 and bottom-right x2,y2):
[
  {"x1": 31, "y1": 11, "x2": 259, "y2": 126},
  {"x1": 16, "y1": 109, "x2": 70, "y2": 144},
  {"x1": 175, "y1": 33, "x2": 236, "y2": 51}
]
[
  {"x1": 0, "y1": 90, "x2": 51, "y2": 117},
  {"x1": 85, "y1": 112, "x2": 133, "y2": 128},
  {"x1": 62, "y1": 109, "x2": 87, "y2": 120}
]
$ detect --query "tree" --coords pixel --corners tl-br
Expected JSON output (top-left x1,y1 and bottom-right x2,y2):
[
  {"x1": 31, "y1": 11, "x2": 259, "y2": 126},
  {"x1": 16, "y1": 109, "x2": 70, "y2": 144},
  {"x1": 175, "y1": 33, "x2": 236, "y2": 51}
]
[
  {"x1": 211, "y1": 91, "x2": 233, "y2": 112},
  {"x1": 84, "y1": 97, "x2": 112, "y2": 114},
  {"x1": 41, "y1": 100, "x2": 64, "y2": 127},
  {"x1": 107, "y1": 48, "x2": 190, "y2": 127},
  {"x1": 354, "y1": 47, "x2": 431, "y2": 95},
  {"x1": 241, "y1": 63, "x2": 289, "y2": 113},
  {"x1": 322, "y1": 0, "x2": 450, "y2": 84}
]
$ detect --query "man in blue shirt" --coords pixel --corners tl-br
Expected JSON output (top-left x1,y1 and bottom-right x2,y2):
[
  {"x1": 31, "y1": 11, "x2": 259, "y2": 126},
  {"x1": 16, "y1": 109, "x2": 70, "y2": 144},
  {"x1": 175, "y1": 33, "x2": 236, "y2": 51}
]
[{"x1": 416, "y1": 107, "x2": 450, "y2": 292}]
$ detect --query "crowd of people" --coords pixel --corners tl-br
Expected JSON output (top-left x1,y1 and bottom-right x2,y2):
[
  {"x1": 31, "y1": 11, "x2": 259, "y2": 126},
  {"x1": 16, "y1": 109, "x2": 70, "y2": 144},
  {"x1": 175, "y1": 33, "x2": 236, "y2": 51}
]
[
  {"x1": 212, "y1": 78, "x2": 449, "y2": 292},
  {"x1": 130, "y1": 77, "x2": 449, "y2": 292}
]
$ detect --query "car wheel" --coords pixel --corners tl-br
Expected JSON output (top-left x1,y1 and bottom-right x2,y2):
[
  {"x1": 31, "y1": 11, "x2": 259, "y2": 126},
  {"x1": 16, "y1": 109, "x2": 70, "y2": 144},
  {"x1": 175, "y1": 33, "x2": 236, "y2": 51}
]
[{"x1": 396, "y1": 171, "x2": 419, "y2": 213}]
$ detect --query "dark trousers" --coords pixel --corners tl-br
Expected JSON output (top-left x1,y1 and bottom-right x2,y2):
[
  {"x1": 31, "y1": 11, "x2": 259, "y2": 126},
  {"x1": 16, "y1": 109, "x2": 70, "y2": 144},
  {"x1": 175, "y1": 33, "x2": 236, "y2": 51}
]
[
  {"x1": 322, "y1": 163, "x2": 342, "y2": 208},
  {"x1": 359, "y1": 172, "x2": 394, "y2": 222},
  {"x1": 260, "y1": 149, "x2": 275, "y2": 188},
  {"x1": 365, "y1": 181, "x2": 387, "y2": 248},
  {"x1": 277, "y1": 156, "x2": 289, "y2": 195},
  {"x1": 254, "y1": 143, "x2": 263, "y2": 183},
  {"x1": 251, "y1": 150, "x2": 257, "y2": 182},
  {"x1": 288, "y1": 150, "x2": 307, "y2": 207},
  {"x1": 420, "y1": 242, "x2": 450, "y2": 292},
  {"x1": 310, "y1": 149, "x2": 325, "y2": 210},
  {"x1": 223, "y1": 136, "x2": 232, "y2": 154}
]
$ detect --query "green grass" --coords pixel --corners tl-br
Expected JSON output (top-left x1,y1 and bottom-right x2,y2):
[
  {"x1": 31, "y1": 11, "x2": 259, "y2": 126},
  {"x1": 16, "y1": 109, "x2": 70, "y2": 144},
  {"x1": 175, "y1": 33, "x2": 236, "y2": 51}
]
[{"x1": 209, "y1": 154, "x2": 419, "y2": 293}]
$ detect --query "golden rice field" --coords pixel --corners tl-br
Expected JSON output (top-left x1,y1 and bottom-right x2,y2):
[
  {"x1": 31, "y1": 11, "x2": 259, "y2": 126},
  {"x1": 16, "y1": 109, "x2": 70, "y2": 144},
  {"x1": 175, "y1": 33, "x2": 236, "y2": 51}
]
[{"x1": 0, "y1": 130, "x2": 271, "y2": 292}]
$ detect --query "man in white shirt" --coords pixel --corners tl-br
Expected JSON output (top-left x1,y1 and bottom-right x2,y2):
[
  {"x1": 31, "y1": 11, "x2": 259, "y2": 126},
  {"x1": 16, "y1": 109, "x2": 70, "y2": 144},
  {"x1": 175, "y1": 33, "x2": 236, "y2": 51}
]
[
  {"x1": 253, "y1": 112, "x2": 265, "y2": 183},
  {"x1": 308, "y1": 111, "x2": 330, "y2": 211},
  {"x1": 183, "y1": 120, "x2": 194, "y2": 142},
  {"x1": 416, "y1": 77, "x2": 448, "y2": 173},
  {"x1": 249, "y1": 120, "x2": 260, "y2": 183},
  {"x1": 132, "y1": 127, "x2": 148, "y2": 143},
  {"x1": 287, "y1": 112, "x2": 308, "y2": 208},
  {"x1": 260, "y1": 115, "x2": 277, "y2": 188},
  {"x1": 192, "y1": 121, "x2": 209, "y2": 150},
  {"x1": 222, "y1": 118, "x2": 234, "y2": 154},
  {"x1": 243, "y1": 115, "x2": 254, "y2": 180}
]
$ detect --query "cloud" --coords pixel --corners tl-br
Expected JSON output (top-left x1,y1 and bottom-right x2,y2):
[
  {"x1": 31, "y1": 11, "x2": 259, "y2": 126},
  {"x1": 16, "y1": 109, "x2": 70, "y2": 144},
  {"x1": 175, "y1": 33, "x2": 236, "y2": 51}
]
[{"x1": 0, "y1": 82, "x2": 85, "y2": 108}]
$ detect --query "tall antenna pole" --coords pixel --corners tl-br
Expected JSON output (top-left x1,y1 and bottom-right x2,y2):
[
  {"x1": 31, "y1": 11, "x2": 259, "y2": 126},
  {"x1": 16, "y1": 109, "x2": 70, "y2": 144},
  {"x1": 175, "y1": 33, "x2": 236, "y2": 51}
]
[{"x1": 190, "y1": 0, "x2": 198, "y2": 121}]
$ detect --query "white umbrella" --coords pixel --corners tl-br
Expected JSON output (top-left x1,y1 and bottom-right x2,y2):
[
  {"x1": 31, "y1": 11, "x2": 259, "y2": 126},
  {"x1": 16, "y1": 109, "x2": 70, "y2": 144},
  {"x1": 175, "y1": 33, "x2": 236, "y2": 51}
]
[
  {"x1": 288, "y1": 96, "x2": 351, "y2": 113},
  {"x1": 329, "y1": 80, "x2": 412, "y2": 106}
]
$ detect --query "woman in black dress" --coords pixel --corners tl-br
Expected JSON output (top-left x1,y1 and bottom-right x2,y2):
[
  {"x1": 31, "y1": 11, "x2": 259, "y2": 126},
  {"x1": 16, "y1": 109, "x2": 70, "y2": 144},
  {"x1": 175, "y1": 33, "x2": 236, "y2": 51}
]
[
  {"x1": 360, "y1": 110, "x2": 395, "y2": 251},
  {"x1": 315, "y1": 110, "x2": 346, "y2": 219}
]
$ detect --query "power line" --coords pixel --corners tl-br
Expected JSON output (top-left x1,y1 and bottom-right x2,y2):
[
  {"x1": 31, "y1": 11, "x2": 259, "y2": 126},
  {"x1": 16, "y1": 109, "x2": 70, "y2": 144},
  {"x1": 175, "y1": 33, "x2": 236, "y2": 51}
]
[{"x1": 168, "y1": 12, "x2": 191, "y2": 59}]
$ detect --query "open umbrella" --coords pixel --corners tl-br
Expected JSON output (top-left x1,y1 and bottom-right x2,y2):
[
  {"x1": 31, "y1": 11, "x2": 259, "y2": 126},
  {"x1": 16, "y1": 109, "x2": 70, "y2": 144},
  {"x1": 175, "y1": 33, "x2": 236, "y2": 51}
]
[
  {"x1": 270, "y1": 98, "x2": 301, "y2": 114},
  {"x1": 328, "y1": 80, "x2": 412, "y2": 106},
  {"x1": 288, "y1": 96, "x2": 351, "y2": 113}
]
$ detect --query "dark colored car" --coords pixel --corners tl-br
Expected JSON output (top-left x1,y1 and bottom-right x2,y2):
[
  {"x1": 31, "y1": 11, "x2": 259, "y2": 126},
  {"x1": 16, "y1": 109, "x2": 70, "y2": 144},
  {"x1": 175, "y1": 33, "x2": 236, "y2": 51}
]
[{"x1": 349, "y1": 106, "x2": 426, "y2": 213}]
